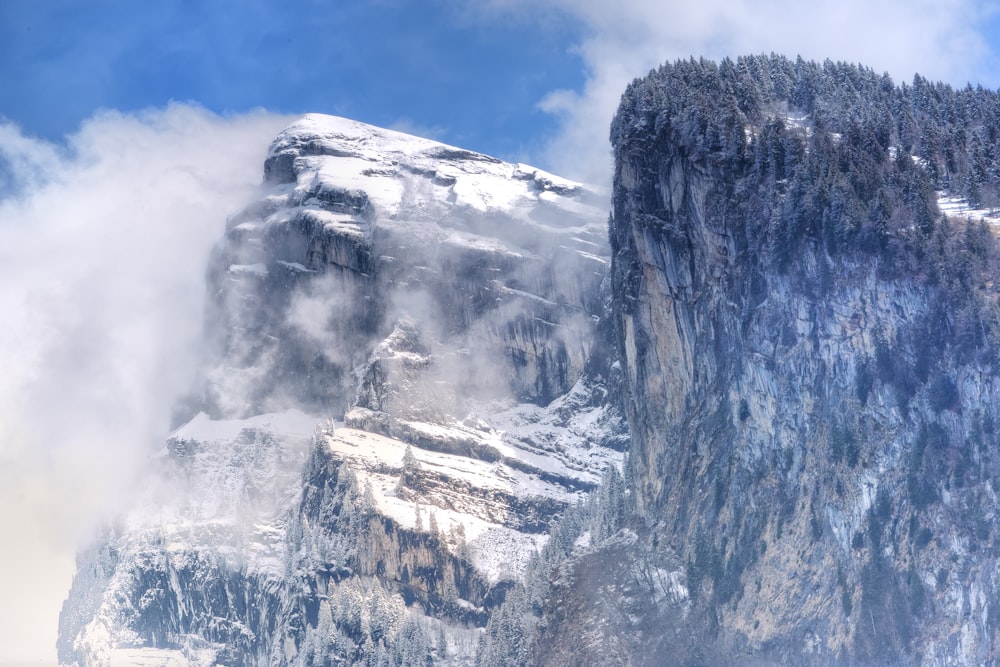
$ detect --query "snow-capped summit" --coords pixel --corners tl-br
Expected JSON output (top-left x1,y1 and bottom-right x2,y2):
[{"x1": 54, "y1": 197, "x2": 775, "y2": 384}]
[
  {"x1": 263, "y1": 113, "x2": 596, "y2": 219},
  {"x1": 59, "y1": 115, "x2": 624, "y2": 666},
  {"x1": 205, "y1": 113, "x2": 611, "y2": 421}
]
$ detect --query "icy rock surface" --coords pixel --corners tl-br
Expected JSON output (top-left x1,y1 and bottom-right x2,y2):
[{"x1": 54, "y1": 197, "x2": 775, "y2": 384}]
[{"x1": 60, "y1": 115, "x2": 625, "y2": 665}]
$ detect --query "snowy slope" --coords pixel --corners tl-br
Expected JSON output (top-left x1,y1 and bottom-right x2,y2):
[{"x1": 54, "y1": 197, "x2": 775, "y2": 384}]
[{"x1": 265, "y1": 113, "x2": 602, "y2": 222}]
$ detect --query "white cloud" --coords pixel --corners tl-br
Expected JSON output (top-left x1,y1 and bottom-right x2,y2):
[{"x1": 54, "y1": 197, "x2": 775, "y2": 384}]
[
  {"x1": 486, "y1": 0, "x2": 1000, "y2": 186},
  {"x1": 0, "y1": 104, "x2": 292, "y2": 664}
]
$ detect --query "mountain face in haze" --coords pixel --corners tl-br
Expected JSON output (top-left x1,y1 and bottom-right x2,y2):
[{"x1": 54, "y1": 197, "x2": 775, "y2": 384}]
[
  {"x1": 58, "y1": 115, "x2": 626, "y2": 666},
  {"x1": 60, "y1": 56, "x2": 1000, "y2": 667}
]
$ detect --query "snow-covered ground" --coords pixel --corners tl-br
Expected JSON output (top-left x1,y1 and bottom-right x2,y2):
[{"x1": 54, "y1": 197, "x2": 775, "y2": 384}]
[
  {"x1": 272, "y1": 114, "x2": 597, "y2": 221},
  {"x1": 937, "y1": 193, "x2": 1000, "y2": 226},
  {"x1": 170, "y1": 408, "x2": 320, "y2": 443},
  {"x1": 64, "y1": 409, "x2": 322, "y2": 664}
]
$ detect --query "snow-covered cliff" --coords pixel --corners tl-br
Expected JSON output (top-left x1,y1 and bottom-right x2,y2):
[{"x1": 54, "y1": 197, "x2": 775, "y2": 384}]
[{"x1": 58, "y1": 115, "x2": 626, "y2": 666}]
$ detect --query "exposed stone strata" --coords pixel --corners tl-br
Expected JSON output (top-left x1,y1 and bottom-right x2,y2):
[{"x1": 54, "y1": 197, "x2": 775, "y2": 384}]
[
  {"x1": 59, "y1": 115, "x2": 626, "y2": 666},
  {"x1": 600, "y1": 57, "x2": 1000, "y2": 665}
]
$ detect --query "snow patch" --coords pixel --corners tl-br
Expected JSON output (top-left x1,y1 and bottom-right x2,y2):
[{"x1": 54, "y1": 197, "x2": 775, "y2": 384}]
[
  {"x1": 227, "y1": 263, "x2": 268, "y2": 277},
  {"x1": 937, "y1": 192, "x2": 1000, "y2": 226},
  {"x1": 268, "y1": 113, "x2": 606, "y2": 233},
  {"x1": 170, "y1": 408, "x2": 320, "y2": 444}
]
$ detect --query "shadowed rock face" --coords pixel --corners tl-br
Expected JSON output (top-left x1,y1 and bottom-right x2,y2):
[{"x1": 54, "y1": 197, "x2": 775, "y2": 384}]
[
  {"x1": 59, "y1": 115, "x2": 626, "y2": 666},
  {"x1": 596, "y1": 56, "x2": 1000, "y2": 665},
  {"x1": 201, "y1": 114, "x2": 611, "y2": 420}
]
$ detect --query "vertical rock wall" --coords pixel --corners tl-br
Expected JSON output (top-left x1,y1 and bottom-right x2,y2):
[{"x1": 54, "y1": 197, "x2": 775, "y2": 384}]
[{"x1": 607, "y1": 56, "x2": 1000, "y2": 664}]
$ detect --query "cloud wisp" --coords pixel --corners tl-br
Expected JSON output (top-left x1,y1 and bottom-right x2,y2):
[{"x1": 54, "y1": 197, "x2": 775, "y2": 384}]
[{"x1": 0, "y1": 104, "x2": 292, "y2": 664}]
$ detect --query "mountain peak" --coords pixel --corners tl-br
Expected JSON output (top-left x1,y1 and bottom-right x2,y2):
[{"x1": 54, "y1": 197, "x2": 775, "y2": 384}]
[
  {"x1": 263, "y1": 113, "x2": 600, "y2": 221},
  {"x1": 60, "y1": 113, "x2": 624, "y2": 665}
]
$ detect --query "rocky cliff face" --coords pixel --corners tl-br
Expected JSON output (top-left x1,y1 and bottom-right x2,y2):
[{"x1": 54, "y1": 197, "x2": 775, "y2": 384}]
[
  {"x1": 59, "y1": 59, "x2": 1000, "y2": 666},
  {"x1": 58, "y1": 115, "x2": 626, "y2": 666},
  {"x1": 201, "y1": 114, "x2": 609, "y2": 419},
  {"x1": 600, "y1": 56, "x2": 1000, "y2": 665}
]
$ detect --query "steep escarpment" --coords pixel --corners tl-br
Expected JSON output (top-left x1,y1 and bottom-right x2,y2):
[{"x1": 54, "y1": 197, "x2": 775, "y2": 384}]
[
  {"x1": 605, "y1": 55, "x2": 1000, "y2": 664},
  {"x1": 201, "y1": 114, "x2": 609, "y2": 419},
  {"x1": 59, "y1": 116, "x2": 626, "y2": 666}
]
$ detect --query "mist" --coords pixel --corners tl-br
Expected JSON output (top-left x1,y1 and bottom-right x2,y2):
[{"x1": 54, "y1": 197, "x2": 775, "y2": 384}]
[{"x1": 0, "y1": 104, "x2": 292, "y2": 664}]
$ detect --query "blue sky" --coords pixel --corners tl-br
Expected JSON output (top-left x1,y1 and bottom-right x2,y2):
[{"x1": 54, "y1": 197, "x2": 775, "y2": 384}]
[
  {"x1": 0, "y1": 0, "x2": 586, "y2": 164},
  {"x1": 4, "y1": 0, "x2": 1000, "y2": 183}
]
